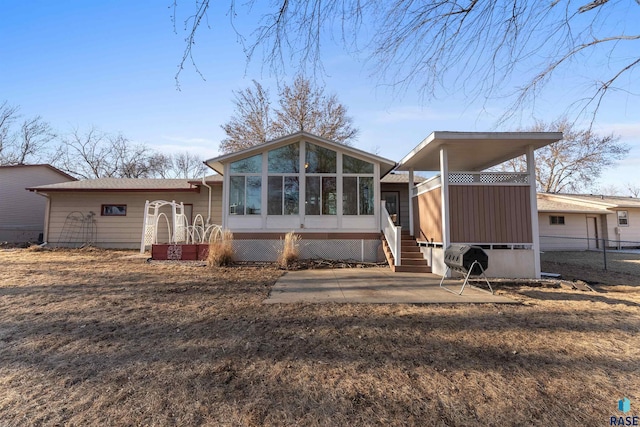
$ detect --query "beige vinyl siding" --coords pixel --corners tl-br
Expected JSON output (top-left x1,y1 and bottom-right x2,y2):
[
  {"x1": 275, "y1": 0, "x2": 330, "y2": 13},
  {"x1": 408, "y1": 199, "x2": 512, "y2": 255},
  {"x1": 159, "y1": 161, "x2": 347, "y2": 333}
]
[
  {"x1": 538, "y1": 213, "x2": 594, "y2": 250},
  {"x1": 605, "y1": 208, "x2": 640, "y2": 247},
  {"x1": 46, "y1": 188, "x2": 222, "y2": 248},
  {"x1": 0, "y1": 166, "x2": 74, "y2": 242}
]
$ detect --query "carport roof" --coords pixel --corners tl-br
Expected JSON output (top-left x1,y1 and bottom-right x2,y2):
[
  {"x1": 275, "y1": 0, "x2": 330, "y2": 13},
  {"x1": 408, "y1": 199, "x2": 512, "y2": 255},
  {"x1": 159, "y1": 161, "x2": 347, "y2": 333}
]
[{"x1": 395, "y1": 132, "x2": 563, "y2": 172}]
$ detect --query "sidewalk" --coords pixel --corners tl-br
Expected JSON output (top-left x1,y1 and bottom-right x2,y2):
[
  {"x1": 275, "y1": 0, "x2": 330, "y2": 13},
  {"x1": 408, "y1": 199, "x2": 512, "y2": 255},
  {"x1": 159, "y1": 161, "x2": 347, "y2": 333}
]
[{"x1": 265, "y1": 267, "x2": 515, "y2": 304}]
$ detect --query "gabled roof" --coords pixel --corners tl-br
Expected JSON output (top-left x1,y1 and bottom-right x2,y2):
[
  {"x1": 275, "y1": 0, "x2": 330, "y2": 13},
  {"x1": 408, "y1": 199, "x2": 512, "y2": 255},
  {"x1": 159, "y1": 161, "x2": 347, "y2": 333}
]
[
  {"x1": 205, "y1": 131, "x2": 396, "y2": 176},
  {"x1": 380, "y1": 172, "x2": 427, "y2": 184},
  {"x1": 395, "y1": 132, "x2": 563, "y2": 172},
  {"x1": 536, "y1": 195, "x2": 613, "y2": 214},
  {"x1": 539, "y1": 193, "x2": 640, "y2": 209},
  {"x1": 28, "y1": 178, "x2": 202, "y2": 192},
  {"x1": 0, "y1": 163, "x2": 77, "y2": 181}
]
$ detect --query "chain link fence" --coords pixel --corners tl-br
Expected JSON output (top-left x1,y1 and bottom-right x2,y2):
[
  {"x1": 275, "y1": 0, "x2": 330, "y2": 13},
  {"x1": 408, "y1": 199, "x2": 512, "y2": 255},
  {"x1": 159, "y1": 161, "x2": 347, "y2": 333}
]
[{"x1": 540, "y1": 235, "x2": 640, "y2": 275}]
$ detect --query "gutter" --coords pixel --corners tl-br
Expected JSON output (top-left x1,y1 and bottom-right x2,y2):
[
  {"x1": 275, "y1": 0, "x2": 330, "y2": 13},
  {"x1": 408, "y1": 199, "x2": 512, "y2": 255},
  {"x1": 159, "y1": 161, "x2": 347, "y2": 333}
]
[
  {"x1": 31, "y1": 190, "x2": 51, "y2": 246},
  {"x1": 201, "y1": 175, "x2": 212, "y2": 225}
]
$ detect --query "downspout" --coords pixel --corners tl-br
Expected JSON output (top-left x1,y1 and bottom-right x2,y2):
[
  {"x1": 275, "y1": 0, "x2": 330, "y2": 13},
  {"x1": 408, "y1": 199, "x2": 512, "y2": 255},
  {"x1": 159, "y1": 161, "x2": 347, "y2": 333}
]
[
  {"x1": 201, "y1": 175, "x2": 213, "y2": 225},
  {"x1": 33, "y1": 190, "x2": 51, "y2": 246}
]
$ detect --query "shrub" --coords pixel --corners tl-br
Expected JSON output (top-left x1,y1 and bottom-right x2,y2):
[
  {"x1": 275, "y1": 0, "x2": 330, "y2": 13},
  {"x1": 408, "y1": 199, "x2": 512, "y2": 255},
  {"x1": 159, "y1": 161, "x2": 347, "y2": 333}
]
[
  {"x1": 207, "y1": 229, "x2": 234, "y2": 267},
  {"x1": 278, "y1": 231, "x2": 301, "y2": 269}
]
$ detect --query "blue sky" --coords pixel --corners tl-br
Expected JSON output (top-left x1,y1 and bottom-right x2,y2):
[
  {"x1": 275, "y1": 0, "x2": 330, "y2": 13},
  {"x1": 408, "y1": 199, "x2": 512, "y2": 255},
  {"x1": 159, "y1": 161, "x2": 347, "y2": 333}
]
[{"x1": 1, "y1": 1, "x2": 639, "y2": 191}]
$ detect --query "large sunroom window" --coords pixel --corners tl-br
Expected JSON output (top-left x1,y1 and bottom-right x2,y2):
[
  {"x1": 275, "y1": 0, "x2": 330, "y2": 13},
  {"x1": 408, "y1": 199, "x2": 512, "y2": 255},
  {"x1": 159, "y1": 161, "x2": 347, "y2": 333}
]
[
  {"x1": 229, "y1": 154, "x2": 262, "y2": 215},
  {"x1": 343, "y1": 154, "x2": 374, "y2": 215},
  {"x1": 305, "y1": 143, "x2": 337, "y2": 215},
  {"x1": 267, "y1": 143, "x2": 300, "y2": 215}
]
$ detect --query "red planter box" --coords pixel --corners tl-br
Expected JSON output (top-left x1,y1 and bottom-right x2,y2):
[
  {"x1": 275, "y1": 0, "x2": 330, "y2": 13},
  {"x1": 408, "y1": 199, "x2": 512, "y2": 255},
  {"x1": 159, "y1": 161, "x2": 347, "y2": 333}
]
[{"x1": 151, "y1": 244, "x2": 199, "y2": 261}]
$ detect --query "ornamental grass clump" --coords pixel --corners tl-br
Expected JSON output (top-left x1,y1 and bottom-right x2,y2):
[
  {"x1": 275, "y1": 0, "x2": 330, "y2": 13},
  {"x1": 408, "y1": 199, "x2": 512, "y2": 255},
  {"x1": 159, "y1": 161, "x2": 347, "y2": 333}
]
[
  {"x1": 278, "y1": 231, "x2": 301, "y2": 269},
  {"x1": 207, "y1": 229, "x2": 234, "y2": 267}
]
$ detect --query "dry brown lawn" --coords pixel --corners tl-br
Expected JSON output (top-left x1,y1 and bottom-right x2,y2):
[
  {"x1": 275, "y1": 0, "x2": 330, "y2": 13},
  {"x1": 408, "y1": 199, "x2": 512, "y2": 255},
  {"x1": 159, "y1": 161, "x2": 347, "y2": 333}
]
[
  {"x1": 541, "y1": 250, "x2": 640, "y2": 283},
  {"x1": 0, "y1": 248, "x2": 638, "y2": 426}
]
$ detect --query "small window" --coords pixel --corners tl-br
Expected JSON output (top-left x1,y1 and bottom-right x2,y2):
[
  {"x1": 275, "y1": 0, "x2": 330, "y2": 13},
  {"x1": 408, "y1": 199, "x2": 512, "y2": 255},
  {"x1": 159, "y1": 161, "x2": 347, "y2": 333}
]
[
  {"x1": 550, "y1": 215, "x2": 565, "y2": 225},
  {"x1": 102, "y1": 205, "x2": 127, "y2": 216},
  {"x1": 617, "y1": 210, "x2": 629, "y2": 226}
]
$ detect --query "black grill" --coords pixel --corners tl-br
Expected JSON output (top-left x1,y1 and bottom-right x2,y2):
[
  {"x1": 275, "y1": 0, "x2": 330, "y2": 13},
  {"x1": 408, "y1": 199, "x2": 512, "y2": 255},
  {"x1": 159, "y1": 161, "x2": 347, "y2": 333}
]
[{"x1": 444, "y1": 244, "x2": 489, "y2": 275}]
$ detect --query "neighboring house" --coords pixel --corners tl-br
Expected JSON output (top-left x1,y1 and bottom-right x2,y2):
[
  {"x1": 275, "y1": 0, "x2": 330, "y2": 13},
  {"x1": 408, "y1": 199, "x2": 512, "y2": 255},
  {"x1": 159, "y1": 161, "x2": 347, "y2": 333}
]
[
  {"x1": 0, "y1": 164, "x2": 76, "y2": 243},
  {"x1": 538, "y1": 193, "x2": 640, "y2": 250},
  {"x1": 28, "y1": 177, "x2": 222, "y2": 248}
]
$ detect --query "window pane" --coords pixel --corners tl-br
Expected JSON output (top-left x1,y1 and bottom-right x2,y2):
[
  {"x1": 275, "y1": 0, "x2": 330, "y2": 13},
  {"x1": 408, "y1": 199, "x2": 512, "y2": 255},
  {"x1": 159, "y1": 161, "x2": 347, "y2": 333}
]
[
  {"x1": 246, "y1": 176, "x2": 261, "y2": 215},
  {"x1": 359, "y1": 177, "x2": 374, "y2": 215},
  {"x1": 284, "y1": 177, "x2": 299, "y2": 215},
  {"x1": 343, "y1": 177, "x2": 358, "y2": 215},
  {"x1": 268, "y1": 176, "x2": 283, "y2": 215},
  {"x1": 322, "y1": 177, "x2": 337, "y2": 215},
  {"x1": 305, "y1": 142, "x2": 336, "y2": 173},
  {"x1": 268, "y1": 143, "x2": 299, "y2": 173},
  {"x1": 230, "y1": 154, "x2": 262, "y2": 173},
  {"x1": 343, "y1": 154, "x2": 374, "y2": 174},
  {"x1": 229, "y1": 176, "x2": 245, "y2": 215},
  {"x1": 305, "y1": 176, "x2": 320, "y2": 215}
]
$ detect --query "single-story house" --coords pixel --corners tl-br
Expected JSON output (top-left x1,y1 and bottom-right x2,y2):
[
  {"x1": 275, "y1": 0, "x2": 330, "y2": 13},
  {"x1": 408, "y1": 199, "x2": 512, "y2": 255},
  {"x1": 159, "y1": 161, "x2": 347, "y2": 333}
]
[
  {"x1": 0, "y1": 164, "x2": 76, "y2": 243},
  {"x1": 204, "y1": 131, "x2": 562, "y2": 277},
  {"x1": 27, "y1": 177, "x2": 222, "y2": 248},
  {"x1": 538, "y1": 193, "x2": 640, "y2": 250},
  {"x1": 30, "y1": 130, "x2": 565, "y2": 278}
]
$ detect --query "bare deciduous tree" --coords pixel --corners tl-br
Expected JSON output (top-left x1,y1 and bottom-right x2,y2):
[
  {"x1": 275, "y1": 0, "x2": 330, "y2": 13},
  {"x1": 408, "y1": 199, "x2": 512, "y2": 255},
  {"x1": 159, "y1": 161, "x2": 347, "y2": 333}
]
[
  {"x1": 170, "y1": 151, "x2": 208, "y2": 179},
  {"x1": 220, "y1": 75, "x2": 358, "y2": 154},
  {"x1": 496, "y1": 118, "x2": 629, "y2": 193},
  {"x1": 220, "y1": 80, "x2": 272, "y2": 153},
  {"x1": 626, "y1": 182, "x2": 640, "y2": 198},
  {"x1": 173, "y1": 1, "x2": 640, "y2": 121},
  {"x1": 0, "y1": 101, "x2": 57, "y2": 165}
]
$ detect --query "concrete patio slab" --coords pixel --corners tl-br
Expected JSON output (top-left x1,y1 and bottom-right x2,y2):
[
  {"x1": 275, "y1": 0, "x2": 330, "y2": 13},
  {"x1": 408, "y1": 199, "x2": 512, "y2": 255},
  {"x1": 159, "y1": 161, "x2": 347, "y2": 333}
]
[{"x1": 264, "y1": 267, "x2": 515, "y2": 304}]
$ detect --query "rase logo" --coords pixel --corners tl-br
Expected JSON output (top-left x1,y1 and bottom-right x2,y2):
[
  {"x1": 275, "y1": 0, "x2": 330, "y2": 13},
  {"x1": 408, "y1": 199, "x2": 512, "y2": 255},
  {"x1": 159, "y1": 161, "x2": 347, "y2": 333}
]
[{"x1": 610, "y1": 398, "x2": 638, "y2": 426}]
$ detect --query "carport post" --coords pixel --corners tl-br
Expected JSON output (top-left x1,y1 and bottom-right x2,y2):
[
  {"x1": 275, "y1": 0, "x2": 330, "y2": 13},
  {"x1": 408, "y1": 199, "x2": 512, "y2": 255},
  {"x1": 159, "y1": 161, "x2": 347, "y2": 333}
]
[
  {"x1": 408, "y1": 168, "x2": 414, "y2": 236},
  {"x1": 526, "y1": 145, "x2": 541, "y2": 279},
  {"x1": 440, "y1": 147, "x2": 451, "y2": 278}
]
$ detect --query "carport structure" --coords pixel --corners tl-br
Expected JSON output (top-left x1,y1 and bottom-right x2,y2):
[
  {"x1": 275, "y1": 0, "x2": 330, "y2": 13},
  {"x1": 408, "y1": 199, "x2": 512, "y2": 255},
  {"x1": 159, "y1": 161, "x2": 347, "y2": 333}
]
[{"x1": 394, "y1": 132, "x2": 562, "y2": 279}]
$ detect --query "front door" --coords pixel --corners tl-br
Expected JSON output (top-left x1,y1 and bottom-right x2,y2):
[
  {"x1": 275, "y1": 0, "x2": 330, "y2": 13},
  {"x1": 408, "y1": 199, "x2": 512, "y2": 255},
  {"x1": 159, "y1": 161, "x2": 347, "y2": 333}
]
[{"x1": 382, "y1": 191, "x2": 400, "y2": 225}]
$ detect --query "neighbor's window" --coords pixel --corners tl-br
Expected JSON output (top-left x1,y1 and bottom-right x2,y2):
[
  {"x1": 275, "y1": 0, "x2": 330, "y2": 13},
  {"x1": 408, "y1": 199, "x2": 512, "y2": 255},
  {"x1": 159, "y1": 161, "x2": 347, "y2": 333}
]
[
  {"x1": 617, "y1": 210, "x2": 629, "y2": 226},
  {"x1": 550, "y1": 215, "x2": 565, "y2": 225},
  {"x1": 102, "y1": 204, "x2": 127, "y2": 216}
]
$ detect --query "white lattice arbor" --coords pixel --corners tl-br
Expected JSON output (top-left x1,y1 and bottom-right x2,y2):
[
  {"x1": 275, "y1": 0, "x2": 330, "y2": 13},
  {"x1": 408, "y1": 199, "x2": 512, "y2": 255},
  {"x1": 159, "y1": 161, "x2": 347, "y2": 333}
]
[
  {"x1": 140, "y1": 200, "x2": 188, "y2": 253},
  {"x1": 140, "y1": 201, "x2": 224, "y2": 253}
]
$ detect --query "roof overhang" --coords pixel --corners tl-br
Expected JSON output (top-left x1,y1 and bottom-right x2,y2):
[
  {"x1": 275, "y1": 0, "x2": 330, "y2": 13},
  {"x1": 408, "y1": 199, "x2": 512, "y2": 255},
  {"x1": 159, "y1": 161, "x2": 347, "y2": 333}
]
[
  {"x1": 395, "y1": 131, "x2": 563, "y2": 172},
  {"x1": 205, "y1": 131, "x2": 397, "y2": 176}
]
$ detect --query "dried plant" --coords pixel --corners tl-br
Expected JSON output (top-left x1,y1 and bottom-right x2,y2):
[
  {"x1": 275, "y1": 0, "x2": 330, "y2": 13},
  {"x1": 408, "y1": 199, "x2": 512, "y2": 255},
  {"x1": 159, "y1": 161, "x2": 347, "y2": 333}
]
[
  {"x1": 207, "y1": 229, "x2": 234, "y2": 267},
  {"x1": 278, "y1": 231, "x2": 301, "y2": 269}
]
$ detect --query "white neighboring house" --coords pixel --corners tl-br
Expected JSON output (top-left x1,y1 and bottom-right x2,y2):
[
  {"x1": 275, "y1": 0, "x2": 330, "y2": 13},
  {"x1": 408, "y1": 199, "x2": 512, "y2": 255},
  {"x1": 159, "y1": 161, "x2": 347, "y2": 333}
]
[
  {"x1": 538, "y1": 193, "x2": 640, "y2": 250},
  {"x1": 0, "y1": 164, "x2": 76, "y2": 244}
]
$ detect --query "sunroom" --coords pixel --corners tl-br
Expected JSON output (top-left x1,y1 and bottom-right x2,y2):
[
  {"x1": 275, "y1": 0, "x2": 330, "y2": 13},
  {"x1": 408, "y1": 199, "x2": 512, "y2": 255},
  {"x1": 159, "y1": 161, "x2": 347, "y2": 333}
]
[{"x1": 205, "y1": 132, "x2": 396, "y2": 261}]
